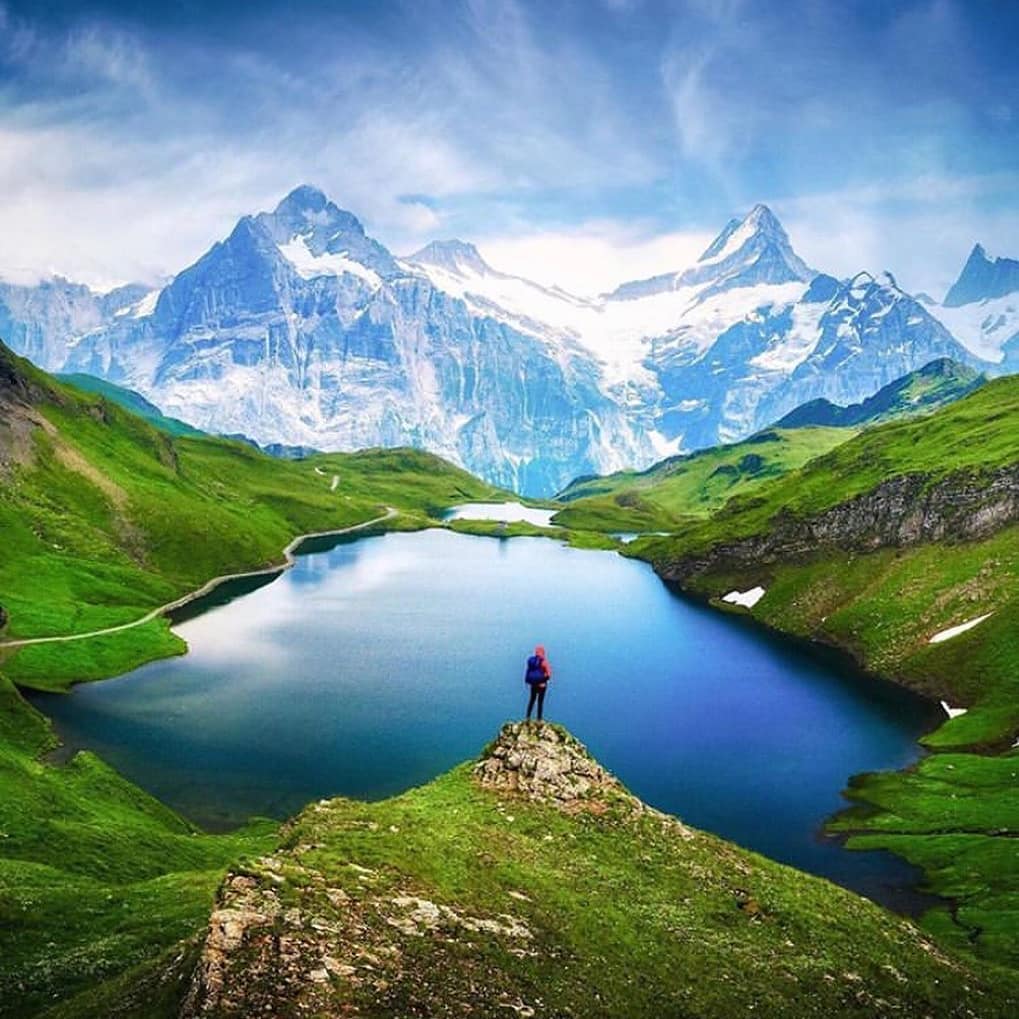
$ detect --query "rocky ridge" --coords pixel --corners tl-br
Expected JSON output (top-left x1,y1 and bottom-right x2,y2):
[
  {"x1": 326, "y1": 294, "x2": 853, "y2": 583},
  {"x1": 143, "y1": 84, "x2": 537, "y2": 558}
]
[
  {"x1": 474, "y1": 722, "x2": 690, "y2": 832},
  {"x1": 175, "y1": 720, "x2": 1012, "y2": 1018},
  {"x1": 181, "y1": 722, "x2": 691, "y2": 1018},
  {"x1": 658, "y1": 463, "x2": 1019, "y2": 585}
]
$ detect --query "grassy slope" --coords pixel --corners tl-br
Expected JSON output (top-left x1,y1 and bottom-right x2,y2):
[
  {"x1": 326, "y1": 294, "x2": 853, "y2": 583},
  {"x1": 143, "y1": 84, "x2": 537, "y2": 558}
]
[
  {"x1": 2, "y1": 343, "x2": 1015, "y2": 1010},
  {"x1": 170, "y1": 725, "x2": 1018, "y2": 1019},
  {"x1": 640, "y1": 374, "x2": 1019, "y2": 555},
  {"x1": 0, "y1": 344, "x2": 504, "y2": 1015},
  {"x1": 0, "y1": 672, "x2": 277, "y2": 1017},
  {"x1": 0, "y1": 345, "x2": 502, "y2": 690},
  {"x1": 554, "y1": 359, "x2": 983, "y2": 534},
  {"x1": 553, "y1": 425, "x2": 853, "y2": 531},
  {"x1": 55, "y1": 373, "x2": 205, "y2": 437},
  {"x1": 628, "y1": 378, "x2": 1019, "y2": 966}
]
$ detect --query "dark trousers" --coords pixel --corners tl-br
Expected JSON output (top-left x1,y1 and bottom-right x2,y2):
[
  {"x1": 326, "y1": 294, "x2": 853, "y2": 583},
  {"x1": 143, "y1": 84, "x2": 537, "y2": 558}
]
[{"x1": 526, "y1": 682, "x2": 547, "y2": 720}]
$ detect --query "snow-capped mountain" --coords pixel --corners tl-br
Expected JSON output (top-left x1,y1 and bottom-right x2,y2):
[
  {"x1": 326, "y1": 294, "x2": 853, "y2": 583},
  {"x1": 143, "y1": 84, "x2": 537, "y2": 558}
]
[
  {"x1": 0, "y1": 187, "x2": 999, "y2": 493},
  {"x1": 647, "y1": 268, "x2": 977, "y2": 448},
  {"x1": 927, "y1": 244, "x2": 1019, "y2": 365},
  {"x1": 49, "y1": 187, "x2": 653, "y2": 495},
  {"x1": 607, "y1": 203, "x2": 814, "y2": 300}
]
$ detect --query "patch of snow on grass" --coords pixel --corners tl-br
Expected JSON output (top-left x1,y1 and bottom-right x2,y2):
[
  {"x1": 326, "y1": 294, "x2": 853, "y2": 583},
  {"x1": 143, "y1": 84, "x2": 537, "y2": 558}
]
[
  {"x1": 929, "y1": 613, "x2": 992, "y2": 644},
  {"x1": 722, "y1": 586, "x2": 766, "y2": 609}
]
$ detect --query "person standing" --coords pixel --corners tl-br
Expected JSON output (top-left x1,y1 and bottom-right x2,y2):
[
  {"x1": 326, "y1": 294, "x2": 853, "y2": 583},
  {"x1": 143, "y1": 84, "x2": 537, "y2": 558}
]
[{"x1": 524, "y1": 644, "x2": 552, "y2": 721}]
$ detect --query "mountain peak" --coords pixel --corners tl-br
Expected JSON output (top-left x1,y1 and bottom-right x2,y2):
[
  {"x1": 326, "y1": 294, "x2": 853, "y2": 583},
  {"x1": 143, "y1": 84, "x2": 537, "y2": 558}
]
[
  {"x1": 944, "y1": 242, "x2": 1019, "y2": 307},
  {"x1": 257, "y1": 186, "x2": 398, "y2": 278},
  {"x1": 696, "y1": 203, "x2": 792, "y2": 265},
  {"x1": 605, "y1": 203, "x2": 812, "y2": 302},
  {"x1": 269, "y1": 185, "x2": 367, "y2": 242},
  {"x1": 744, "y1": 202, "x2": 784, "y2": 231},
  {"x1": 276, "y1": 184, "x2": 330, "y2": 215},
  {"x1": 409, "y1": 239, "x2": 492, "y2": 276},
  {"x1": 680, "y1": 202, "x2": 813, "y2": 292}
]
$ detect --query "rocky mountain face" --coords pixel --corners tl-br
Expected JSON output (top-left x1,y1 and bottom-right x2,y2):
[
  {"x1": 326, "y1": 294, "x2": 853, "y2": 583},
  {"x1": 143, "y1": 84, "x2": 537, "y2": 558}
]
[
  {"x1": 0, "y1": 277, "x2": 147, "y2": 372},
  {"x1": 47, "y1": 189, "x2": 651, "y2": 495},
  {"x1": 944, "y1": 244, "x2": 1019, "y2": 307},
  {"x1": 0, "y1": 188, "x2": 1009, "y2": 494}
]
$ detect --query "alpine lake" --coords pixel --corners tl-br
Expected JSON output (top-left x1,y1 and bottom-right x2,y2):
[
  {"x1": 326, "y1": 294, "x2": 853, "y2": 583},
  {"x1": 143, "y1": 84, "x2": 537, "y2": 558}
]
[{"x1": 30, "y1": 504, "x2": 945, "y2": 914}]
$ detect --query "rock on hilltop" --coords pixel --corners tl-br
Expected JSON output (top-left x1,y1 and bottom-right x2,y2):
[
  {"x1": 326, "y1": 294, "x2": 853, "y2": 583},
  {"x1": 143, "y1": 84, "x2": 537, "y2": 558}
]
[
  {"x1": 475, "y1": 722, "x2": 689, "y2": 831},
  {"x1": 179, "y1": 723, "x2": 1016, "y2": 1018}
]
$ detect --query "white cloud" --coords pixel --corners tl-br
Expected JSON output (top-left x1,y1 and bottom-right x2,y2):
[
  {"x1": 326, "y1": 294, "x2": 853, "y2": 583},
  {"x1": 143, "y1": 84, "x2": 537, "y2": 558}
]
[
  {"x1": 0, "y1": 0, "x2": 1014, "y2": 302},
  {"x1": 773, "y1": 172, "x2": 1019, "y2": 297},
  {"x1": 475, "y1": 222, "x2": 714, "y2": 295}
]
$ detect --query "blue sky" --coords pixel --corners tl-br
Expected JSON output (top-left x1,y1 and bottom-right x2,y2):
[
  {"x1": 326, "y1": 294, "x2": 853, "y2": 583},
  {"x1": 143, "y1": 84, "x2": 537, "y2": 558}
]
[{"x1": 0, "y1": 0, "x2": 1016, "y2": 295}]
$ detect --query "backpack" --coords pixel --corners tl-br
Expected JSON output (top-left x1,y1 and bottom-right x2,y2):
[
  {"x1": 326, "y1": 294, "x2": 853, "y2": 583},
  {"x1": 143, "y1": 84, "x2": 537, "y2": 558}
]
[{"x1": 525, "y1": 655, "x2": 547, "y2": 684}]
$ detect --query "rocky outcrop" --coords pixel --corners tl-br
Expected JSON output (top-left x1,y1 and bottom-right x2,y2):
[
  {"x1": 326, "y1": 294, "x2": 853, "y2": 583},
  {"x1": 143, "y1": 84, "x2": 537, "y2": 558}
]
[
  {"x1": 474, "y1": 722, "x2": 690, "y2": 831},
  {"x1": 660, "y1": 464, "x2": 1019, "y2": 584},
  {"x1": 474, "y1": 722, "x2": 620, "y2": 805},
  {"x1": 181, "y1": 724, "x2": 692, "y2": 1017}
]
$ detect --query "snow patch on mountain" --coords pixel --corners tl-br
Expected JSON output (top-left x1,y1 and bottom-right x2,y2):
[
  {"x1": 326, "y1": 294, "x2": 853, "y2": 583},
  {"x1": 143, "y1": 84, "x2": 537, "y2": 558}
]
[
  {"x1": 928, "y1": 295, "x2": 1019, "y2": 363},
  {"x1": 115, "y1": 289, "x2": 161, "y2": 319},
  {"x1": 748, "y1": 300, "x2": 827, "y2": 372},
  {"x1": 279, "y1": 237, "x2": 383, "y2": 288}
]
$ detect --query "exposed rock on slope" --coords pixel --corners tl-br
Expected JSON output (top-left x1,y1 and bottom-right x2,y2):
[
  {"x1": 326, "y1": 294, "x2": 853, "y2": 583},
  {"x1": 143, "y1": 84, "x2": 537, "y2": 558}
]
[
  {"x1": 179, "y1": 722, "x2": 1015, "y2": 1018},
  {"x1": 661, "y1": 464, "x2": 1019, "y2": 584},
  {"x1": 474, "y1": 722, "x2": 687, "y2": 826}
]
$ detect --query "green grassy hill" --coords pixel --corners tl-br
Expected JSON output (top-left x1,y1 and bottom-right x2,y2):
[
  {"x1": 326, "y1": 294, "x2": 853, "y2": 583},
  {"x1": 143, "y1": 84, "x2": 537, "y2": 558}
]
[
  {"x1": 55, "y1": 373, "x2": 205, "y2": 438},
  {"x1": 166, "y1": 723, "x2": 1017, "y2": 1019},
  {"x1": 3, "y1": 342, "x2": 1017, "y2": 1014},
  {"x1": 641, "y1": 373, "x2": 1019, "y2": 558},
  {"x1": 0, "y1": 340, "x2": 507, "y2": 1015},
  {"x1": 554, "y1": 360, "x2": 985, "y2": 533},
  {"x1": 554, "y1": 426, "x2": 852, "y2": 531},
  {"x1": 775, "y1": 358, "x2": 984, "y2": 429},
  {"x1": 0, "y1": 341, "x2": 502, "y2": 690},
  {"x1": 626, "y1": 376, "x2": 1019, "y2": 967}
]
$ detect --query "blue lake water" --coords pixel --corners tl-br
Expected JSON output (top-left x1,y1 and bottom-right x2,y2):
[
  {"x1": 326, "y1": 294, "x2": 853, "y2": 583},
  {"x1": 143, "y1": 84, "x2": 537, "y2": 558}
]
[{"x1": 30, "y1": 527, "x2": 944, "y2": 912}]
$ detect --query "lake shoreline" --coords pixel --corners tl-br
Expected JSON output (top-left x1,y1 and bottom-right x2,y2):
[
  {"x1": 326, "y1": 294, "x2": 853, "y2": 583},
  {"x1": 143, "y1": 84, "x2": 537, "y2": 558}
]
[{"x1": 26, "y1": 520, "x2": 945, "y2": 920}]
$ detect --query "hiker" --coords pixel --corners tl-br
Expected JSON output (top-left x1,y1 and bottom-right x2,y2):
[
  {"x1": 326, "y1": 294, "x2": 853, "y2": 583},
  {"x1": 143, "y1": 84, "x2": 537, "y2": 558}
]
[{"x1": 524, "y1": 644, "x2": 552, "y2": 721}]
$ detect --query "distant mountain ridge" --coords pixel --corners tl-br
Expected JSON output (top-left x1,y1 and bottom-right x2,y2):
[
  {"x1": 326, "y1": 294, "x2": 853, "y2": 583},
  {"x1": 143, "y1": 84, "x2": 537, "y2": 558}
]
[
  {"x1": 0, "y1": 187, "x2": 1009, "y2": 494},
  {"x1": 926, "y1": 243, "x2": 1019, "y2": 366},
  {"x1": 774, "y1": 358, "x2": 984, "y2": 428}
]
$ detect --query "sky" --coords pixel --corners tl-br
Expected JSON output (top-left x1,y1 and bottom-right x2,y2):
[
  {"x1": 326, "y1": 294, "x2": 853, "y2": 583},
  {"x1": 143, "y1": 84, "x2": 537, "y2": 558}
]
[{"x1": 0, "y1": 0, "x2": 1017, "y2": 297}]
